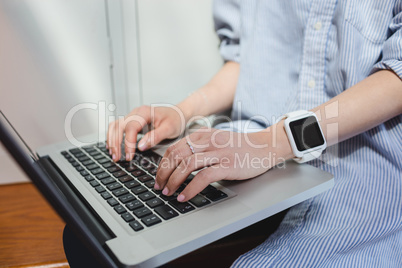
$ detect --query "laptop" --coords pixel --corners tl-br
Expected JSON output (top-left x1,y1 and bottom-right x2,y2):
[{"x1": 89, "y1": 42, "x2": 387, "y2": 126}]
[{"x1": 0, "y1": 110, "x2": 334, "y2": 267}]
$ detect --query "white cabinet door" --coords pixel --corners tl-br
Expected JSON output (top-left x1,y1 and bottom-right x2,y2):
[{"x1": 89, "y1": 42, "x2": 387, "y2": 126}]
[
  {"x1": 135, "y1": 0, "x2": 223, "y2": 106},
  {"x1": 0, "y1": 0, "x2": 113, "y2": 183}
]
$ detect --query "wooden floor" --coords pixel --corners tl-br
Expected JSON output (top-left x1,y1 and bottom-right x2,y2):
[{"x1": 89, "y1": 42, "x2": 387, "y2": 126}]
[
  {"x1": 0, "y1": 183, "x2": 68, "y2": 268},
  {"x1": 0, "y1": 182, "x2": 286, "y2": 268}
]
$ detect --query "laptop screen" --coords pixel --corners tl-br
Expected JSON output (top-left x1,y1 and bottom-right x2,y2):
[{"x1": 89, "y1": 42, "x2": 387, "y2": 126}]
[{"x1": 0, "y1": 111, "x2": 38, "y2": 162}]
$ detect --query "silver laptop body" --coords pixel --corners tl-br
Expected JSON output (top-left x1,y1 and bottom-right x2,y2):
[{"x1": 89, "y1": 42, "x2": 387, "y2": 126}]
[{"x1": 1, "y1": 112, "x2": 333, "y2": 267}]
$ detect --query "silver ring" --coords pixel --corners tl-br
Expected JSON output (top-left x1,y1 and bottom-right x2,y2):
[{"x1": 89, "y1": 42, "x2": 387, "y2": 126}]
[{"x1": 186, "y1": 141, "x2": 195, "y2": 154}]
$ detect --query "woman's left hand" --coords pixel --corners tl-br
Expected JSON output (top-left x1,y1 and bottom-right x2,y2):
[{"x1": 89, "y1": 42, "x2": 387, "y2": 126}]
[{"x1": 154, "y1": 126, "x2": 292, "y2": 202}]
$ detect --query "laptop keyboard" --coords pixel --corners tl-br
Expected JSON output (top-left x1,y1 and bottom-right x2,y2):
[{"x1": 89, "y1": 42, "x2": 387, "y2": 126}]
[{"x1": 61, "y1": 143, "x2": 228, "y2": 232}]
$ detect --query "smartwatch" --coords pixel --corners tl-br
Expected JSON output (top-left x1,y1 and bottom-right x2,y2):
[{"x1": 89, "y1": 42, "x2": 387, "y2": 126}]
[{"x1": 277, "y1": 110, "x2": 327, "y2": 163}]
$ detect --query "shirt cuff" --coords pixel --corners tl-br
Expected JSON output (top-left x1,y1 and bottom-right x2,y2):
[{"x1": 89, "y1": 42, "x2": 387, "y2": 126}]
[{"x1": 371, "y1": 59, "x2": 402, "y2": 79}]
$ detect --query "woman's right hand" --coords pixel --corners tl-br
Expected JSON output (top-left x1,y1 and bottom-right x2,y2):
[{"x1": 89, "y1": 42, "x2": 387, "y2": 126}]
[{"x1": 106, "y1": 105, "x2": 186, "y2": 162}]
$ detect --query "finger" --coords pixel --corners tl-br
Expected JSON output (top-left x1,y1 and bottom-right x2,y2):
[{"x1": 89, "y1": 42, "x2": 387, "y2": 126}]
[
  {"x1": 107, "y1": 120, "x2": 119, "y2": 159},
  {"x1": 137, "y1": 124, "x2": 172, "y2": 152},
  {"x1": 124, "y1": 113, "x2": 150, "y2": 161},
  {"x1": 106, "y1": 120, "x2": 115, "y2": 155},
  {"x1": 155, "y1": 135, "x2": 201, "y2": 190},
  {"x1": 161, "y1": 152, "x2": 221, "y2": 196},
  {"x1": 110, "y1": 118, "x2": 124, "y2": 162},
  {"x1": 177, "y1": 164, "x2": 226, "y2": 202}
]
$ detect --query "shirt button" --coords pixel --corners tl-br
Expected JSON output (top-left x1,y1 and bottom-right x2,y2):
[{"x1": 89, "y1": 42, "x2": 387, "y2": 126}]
[
  {"x1": 308, "y1": 79, "x2": 316, "y2": 89},
  {"x1": 314, "y1": 21, "x2": 322, "y2": 31}
]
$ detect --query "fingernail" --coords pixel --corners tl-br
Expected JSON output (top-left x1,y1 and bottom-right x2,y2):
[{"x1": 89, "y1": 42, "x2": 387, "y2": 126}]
[
  {"x1": 154, "y1": 182, "x2": 160, "y2": 190},
  {"x1": 106, "y1": 143, "x2": 109, "y2": 149},
  {"x1": 138, "y1": 138, "x2": 147, "y2": 151},
  {"x1": 112, "y1": 154, "x2": 116, "y2": 161},
  {"x1": 177, "y1": 194, "x2": 185, "y2": 202},
  {"x1": 126, "y1": 153, "x2": 130, "y2": 161},
  {"x1": 109, "y1": 149, "x2": 112, "y2": 155},
  {"x1": 162, "y1": 187, "x2": 169, "y2": 196}
]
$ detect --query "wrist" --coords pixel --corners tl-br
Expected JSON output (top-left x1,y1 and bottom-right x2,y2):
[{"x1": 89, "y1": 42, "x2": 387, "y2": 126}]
[
  {"x1": 268, "y1": 120, "x2": 295, "y2": 161},
  {"x1": 177, "y1": 86, "x2": 212, "y2": 124}
]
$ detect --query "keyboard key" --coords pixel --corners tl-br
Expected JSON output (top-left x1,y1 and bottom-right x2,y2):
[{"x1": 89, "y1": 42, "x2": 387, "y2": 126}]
[
  {"x1": 125, "y1": 165, "x2": 139, "y2": 172},
  {"x1": 108, "y1": 166, "x2": 121, "y2": 173},
  {"x1": 200, "y1": 185, "x2": 217, "y2": 195},
  {"x1": 131, "y1": 186, "x2": 147, "y2": 195},
  {"x1": 141, "y1": 214, "x2": 162, "y2": 227},
  {"x1": 144, "y1": 180, "x2": 155, "y2": 189},
  {"x1": 98, "y1": 158, "x2": 110, "y2": 164},
  {"x1": 139, "y1": 158, "x2": 150, "y2": 167},
  {"x1": 86, "y1": 164, "x2": 99, "y2": 170},
  {"x1": 78, "y1": 156, "x2": 90, "y2": 162},
  {"x1": 160, "y1": 192, "x2": 179, "y2": 201},
  {"x1": 89, "y1": 151, "x2": 101, "y2": 157},
  {"x1": 82, "y1": 160, "x2": 95, "y2": 166},
  {"x1": 152, "y1": 189, "x2": 162, "y2": 195},
  {"x1": 93, "y1": 155, "x2": 105, "y2": 160},
  {"x1": 133, "y1": 153, "x2": 142, "y2": 161},
  {"x1": 138, "y1": 191, "x2": 155, "y2": 201},
  {"x1": 101, "y1": 177, "x2": 115, "y2": 185},
  {"x1": 76, "y1": 166, "x2": 84, "y2": 172},
  {"x1": 154, "y1": 205, "x2": 179, "y2": 220},
  {"x1": 143, "y1": 151, "x2": 162, "y2": 164},
  {"x1": 133, "y1": 207, "x2": 152, "y2": 218},
  {"x1": 107, "y1": 198, "x2": 119, "y2": 207},
  {"x1": 83, "y1": 147, "x2": 96, "y2": 153},
  {"x1": 126, "y1": 200, "x2": 143, "y2": 211},
  {"x1": 90, "y1": 168, "x2": 104, "y2": 175},
  {"x1": 121, "y1": 212, "x2": 135, "y2": 222},
  {"x1": 83, "y1": 144, "x2": 95, "y2": 149},
  {"x1": 90, "y1": 180, "x2": 100, "y2": 187},
  {"x1": 113, "y1": 171, "x2": 127, "y2": 178},
  {"x1": 61, "y1": 151, "x2": 68, "y2": 156},
  {"x1": 107, "y1": 182, "x2": 122, "y2": 191},
  {"x1": 146, "y1": 198, "x2": 164, "y2": 208},
  {"x1": 131, "y1": 170, "x2": 145, "y2": 177},
  {"x1": 96, "y1": 173, "x2": 110, "y2": 180},
  {"x1": 129, "y1": 220, "x2": 144, "y2": 232},
  {"x1": 74, "y1": 152, "x2": 85, "y2": 158},
  {"x1": 149, "y1": 168, "x2": 158, "y2": 176},
  {"x1": 68, "y1": 158, "x2": 76, "y2": 163},
  {"x1": 205, "y1": 190, "x2": 228, "y2": 202},
  {"x1": 189, "y1": 195, "x2": 211, "y2": 208},
  {"x1": 84, "y1": 175, "x2": 94, "y2": 182},
  {"x1": 114, "y1": 205, "x2": 127, "y2": 214},
  {"x1": 138, "y1": 175, "x2": 152, "y2": 183},
  {"x1": 119, "y1": 175, "x2": 133, "y2": 183},
  {"x1": 71, "y1": 161, "x2": 80, "y2": 167},
  {"x1": 125, "y1": 180, "x2": 141, "y2": 189},
  {"x1": 112, "y1": 188, "x2": 129, "y2": 197},
  {"x1": 101, "y1": 191, "x2": 112, "y2": 200},
  {"x1": 119, "y1": 194, "x2": 136, "y2": 203},
  {"x1": 69, "y1": 148, "x2": 82, "y2": 155},
  {"x1": 169, "y1": 200, "x2": 195, "y2": 214},
  {"x1": 102, "y1": 162, "x2": 114, "y2": 168},
  {"x1": 95, "y1": 186, "x2": 106, "y2": 193},
  {"x1": 80, "y1": 170, "x2": 89, "y2": 176}
]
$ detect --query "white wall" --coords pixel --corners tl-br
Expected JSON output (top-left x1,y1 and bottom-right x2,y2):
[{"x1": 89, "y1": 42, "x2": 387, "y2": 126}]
[{"x1": 0, "y1": 0, "x2": 223, "y2": 184}]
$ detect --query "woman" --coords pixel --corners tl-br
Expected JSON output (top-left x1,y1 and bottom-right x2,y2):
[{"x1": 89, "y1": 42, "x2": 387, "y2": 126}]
[{"x1": 107, "y1": 0, "x2": 402, "y2": 266}]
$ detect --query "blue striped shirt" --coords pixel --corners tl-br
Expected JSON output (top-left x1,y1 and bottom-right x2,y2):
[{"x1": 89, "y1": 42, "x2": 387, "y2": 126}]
[{"x1": 214, "y1": 0, "x2": 402, "y2": 267}]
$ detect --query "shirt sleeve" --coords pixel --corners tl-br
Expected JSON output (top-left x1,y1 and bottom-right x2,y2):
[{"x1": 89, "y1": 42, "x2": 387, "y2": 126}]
[
  {"x1": 371, "y1": 2, "x2": 402, "y2": 78},
  {"x1": 213, "y1": 0, "x2": 241, "y2": 63}
]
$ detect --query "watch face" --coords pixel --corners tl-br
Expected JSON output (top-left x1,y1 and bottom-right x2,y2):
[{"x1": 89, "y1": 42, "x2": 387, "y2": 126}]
[{"x1": 289, "y1": 116, "x2": 325, "y2": 151}]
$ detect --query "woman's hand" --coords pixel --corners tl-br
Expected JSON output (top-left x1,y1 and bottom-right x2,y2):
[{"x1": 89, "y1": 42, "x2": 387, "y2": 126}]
[
  {"x1": 107, "y1": 105, "x2": 185, "y2": 162},
  {"x1": 155, "y1": 125, "x2": 293, "y2": 202}
]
